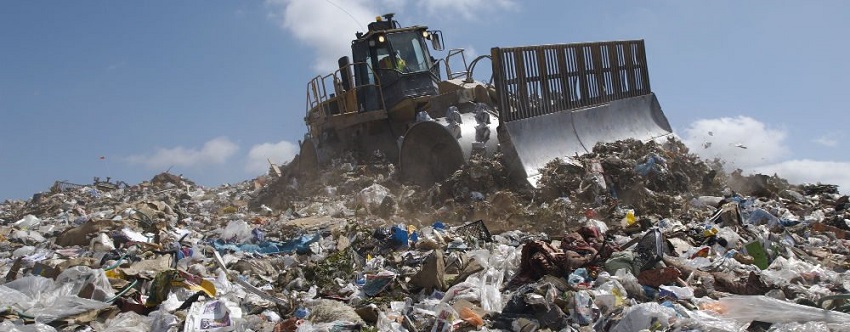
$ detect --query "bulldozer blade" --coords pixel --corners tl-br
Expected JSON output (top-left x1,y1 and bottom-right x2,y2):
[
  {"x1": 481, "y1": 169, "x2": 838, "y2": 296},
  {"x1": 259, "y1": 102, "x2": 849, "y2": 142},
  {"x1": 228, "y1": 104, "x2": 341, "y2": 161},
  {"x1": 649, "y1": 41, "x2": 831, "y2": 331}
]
[
  {"x1": 490, "y1": 40, "x2": 672, "y2": 187},
  {"x1": 500, "y1": 93, "x2": 671, "y2": 186},
  {"x1": 399, "y1": 111, "x2": 499, "y2": 186}
]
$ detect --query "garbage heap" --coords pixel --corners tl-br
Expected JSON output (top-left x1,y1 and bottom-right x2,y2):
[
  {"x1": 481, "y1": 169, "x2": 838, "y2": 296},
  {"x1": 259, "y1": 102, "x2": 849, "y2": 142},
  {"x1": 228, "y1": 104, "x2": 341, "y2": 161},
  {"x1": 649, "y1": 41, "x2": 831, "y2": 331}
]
[{"x1": 2, "y1": 137, "x2": 850, "y2": 331}]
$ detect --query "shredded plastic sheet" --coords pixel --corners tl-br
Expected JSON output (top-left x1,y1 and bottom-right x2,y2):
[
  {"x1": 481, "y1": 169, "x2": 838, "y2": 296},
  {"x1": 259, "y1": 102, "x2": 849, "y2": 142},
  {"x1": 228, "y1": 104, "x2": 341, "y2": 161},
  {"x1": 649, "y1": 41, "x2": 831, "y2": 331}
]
[
  {"x1": 768, "y1": 321, "x2": 830, "y2": 332},
  {"x1": 0, "y1": 276, "x2": 112, "y2": 323},
  {"x1": 0, "y1": 321, "x2": 57, "y2": 332},
  {"x1": 708, "y1": 295, "x2": 850, "y2": 325}
]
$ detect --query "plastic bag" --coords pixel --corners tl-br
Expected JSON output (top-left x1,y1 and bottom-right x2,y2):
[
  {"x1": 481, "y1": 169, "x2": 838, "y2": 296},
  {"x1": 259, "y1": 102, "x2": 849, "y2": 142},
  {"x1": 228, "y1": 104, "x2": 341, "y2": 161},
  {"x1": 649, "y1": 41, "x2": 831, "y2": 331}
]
[
  {"x1": 568, "y1": 268, "x2": 593, "y2": 289},
  {"x1": 356, "y1": 183, "x2": 391, "y2": 213},
  {"x1": 592, "y1": 280, "x2": 628, "y2": 314},
  {"x1": 570, "y1": 290, "x2": 596, "y2": 326},
  {"x1": 14, "y1": 215, "x2": 41, "y2": 229},
  {"x1": 376, "y1": 312, "x2": 405, "y2": 332},
  {"x1": 0, "y1": 276, "x2": 112, "y2": 323},
  {"x1": 479, "y1": 267, "x2": 504, "y2": 312},
  {"x1": 441, "y1": 280, "x2": 479, "y2": 304},
  {"x1": 659, "y1": 285, "x2": 694, "y2": 300},
  {"x1": 12, "y1": 245, "x2": 37, "y2": 258},
  {"x1": 463, "y1": 249, "x2": 505, "y2": 312},
  {"x1": 613, "y1": 268, "x2": 645, "y2": 299},
  {"x1": 761, "y1": 257, "x2": 816, "y2": 287},
  {"x1": 54, "y1": 266, "x2": 116, "y2": 301},
  {"x1": 220, "y1": 220, "x2": 253, "y2": 242},
  {"x1": 747, "y1": 208, "x2": 780, "y2": 226},
  {"x1": 611, "y1": 302, "x2": 677, "y2": 332},
  {"x1": 150, "y1": 308, "x2": 180, "y2": 332},
  {"x1": 91, "y1": 311, "x2": 151, "y2": 332}
]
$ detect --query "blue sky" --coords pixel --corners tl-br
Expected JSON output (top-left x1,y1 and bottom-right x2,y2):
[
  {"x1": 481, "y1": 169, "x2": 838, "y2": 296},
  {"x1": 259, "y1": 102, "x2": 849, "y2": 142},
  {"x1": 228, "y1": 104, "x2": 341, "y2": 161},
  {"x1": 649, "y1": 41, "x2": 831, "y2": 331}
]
[{"x1": 2, "y1": 0, "x2": 849, "y2": 200}]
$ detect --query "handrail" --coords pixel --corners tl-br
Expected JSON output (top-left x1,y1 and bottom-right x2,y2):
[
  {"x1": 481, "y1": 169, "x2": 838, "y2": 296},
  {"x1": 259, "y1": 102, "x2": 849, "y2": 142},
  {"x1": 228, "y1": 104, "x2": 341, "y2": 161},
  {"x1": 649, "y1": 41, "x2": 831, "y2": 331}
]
[
  {"x1": 305, "y1": 62, "x2": 386, "y2": 117},
  {"x1": 445, "y1": 48, "x2": 469, "y2": 80}
]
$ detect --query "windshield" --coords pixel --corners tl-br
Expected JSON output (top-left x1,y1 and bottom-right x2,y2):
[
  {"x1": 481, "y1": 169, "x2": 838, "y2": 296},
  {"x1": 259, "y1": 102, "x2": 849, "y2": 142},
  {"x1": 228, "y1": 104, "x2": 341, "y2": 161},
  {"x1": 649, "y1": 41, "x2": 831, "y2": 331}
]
[{"x1": 386, "y1": 31, "x2": 429, "y2": 73}]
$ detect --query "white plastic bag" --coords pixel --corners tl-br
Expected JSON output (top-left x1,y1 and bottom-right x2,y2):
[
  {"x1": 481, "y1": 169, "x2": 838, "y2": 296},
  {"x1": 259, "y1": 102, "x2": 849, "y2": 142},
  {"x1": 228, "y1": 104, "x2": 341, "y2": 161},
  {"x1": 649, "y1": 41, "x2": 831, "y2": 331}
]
[
  {"x1": 376, "y1": 312, "x2": 406, "y2": 332},
  {"x1": 591, "y1": 280, "x2": 628, "y2": 314},
  {"x1": 611, "y1": 302, "x2": 677, "y2": 332},
  {"x1": 659, "y1": 285, "x2": 694, "y2": 300},
  {"x1": 479, "y1": 267, "x2": 504, "y2": 312},
  {"x1": 0, "y1": 276, "x2": 112, "y2": 323},
  {"x1": 150, "y1": 308, "x2": 180, "y2": 332},
  {"x1": 441, "y1": 280, "x2": 479, "y2": 304},
  {"x1": 613, "y1": 268, "x2": 644, "y2": 299},
  {"x1": 54, "y1": 266, "x2": 116, "y2": 301},
  {"x1": 220, "y1": 220, "x2": 253, "y2": 242},
  {"x1": 92, "y1": 311, "x2": 152, "y2": 332},
  {"x1": 355, "y1": 183, "x2": 392, "y2": 214},
  {"x1": 14, "y1": 215, "x2": 41, "y2": 229}
]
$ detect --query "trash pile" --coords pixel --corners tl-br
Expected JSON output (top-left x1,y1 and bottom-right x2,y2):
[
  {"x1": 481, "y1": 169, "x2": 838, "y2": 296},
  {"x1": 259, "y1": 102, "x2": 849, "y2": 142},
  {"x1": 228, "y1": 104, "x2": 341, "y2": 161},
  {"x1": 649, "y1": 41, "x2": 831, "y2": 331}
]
[{"x1": 3, "y1": 137, "x2": 850, "y2": 331}]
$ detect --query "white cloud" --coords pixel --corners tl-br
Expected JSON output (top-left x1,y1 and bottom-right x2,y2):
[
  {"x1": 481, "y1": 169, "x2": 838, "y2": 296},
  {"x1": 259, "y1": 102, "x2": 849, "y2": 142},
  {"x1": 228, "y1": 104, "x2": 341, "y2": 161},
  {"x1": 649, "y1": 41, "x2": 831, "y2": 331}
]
[
  {"x1": 265, "y1": 0, "x2": 517, "y2": 72},
  {"x1": 126, "y1": 137, "x2": 239, "y2": 170},
  {"x1": 813, "y1": 135, "x2": 839, "y2": 147},
  {"x1": 245, "y1": 140, "x2": 299, "y2": 174},
  {"x1": 681, "y1": 116, "x2": 790, "y2": 169},
  {"x1": 266, "y1": 0, "x2": 377, "y2": 72}
]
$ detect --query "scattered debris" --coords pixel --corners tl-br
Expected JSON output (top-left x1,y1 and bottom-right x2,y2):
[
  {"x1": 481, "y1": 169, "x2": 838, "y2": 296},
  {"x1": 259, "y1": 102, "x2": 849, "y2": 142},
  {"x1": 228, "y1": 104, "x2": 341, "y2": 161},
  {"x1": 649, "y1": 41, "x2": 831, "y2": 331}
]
[{"x1": 2, "y1": 138, "x2": 849, "y2": 331}]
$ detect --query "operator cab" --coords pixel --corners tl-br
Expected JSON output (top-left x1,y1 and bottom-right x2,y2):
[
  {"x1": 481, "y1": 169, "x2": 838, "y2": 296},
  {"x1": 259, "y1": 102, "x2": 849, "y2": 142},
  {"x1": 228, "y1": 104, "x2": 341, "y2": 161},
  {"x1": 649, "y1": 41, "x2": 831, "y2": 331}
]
[{"x1": 346, "y1": 13, "x2": 443, "y2": 114}]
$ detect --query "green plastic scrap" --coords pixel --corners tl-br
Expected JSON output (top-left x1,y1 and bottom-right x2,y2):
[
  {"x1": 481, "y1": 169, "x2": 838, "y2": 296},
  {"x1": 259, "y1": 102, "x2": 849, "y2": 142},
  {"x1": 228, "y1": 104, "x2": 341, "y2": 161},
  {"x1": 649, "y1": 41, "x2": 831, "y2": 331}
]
[{"x1": 744, "y1": 241, "x2": 769, "y2": 270}]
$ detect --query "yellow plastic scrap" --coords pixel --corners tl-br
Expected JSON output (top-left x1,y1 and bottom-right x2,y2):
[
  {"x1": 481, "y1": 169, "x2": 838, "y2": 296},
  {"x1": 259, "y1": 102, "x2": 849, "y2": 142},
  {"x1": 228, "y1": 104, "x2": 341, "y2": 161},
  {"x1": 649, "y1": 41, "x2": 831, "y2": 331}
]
[
  {"x1": 622, "y1": 209, "x2": 637, "y2": 227},
  {"x1": 105, "y1": 269, "x2": 124, "y2": 279},
  {"x1": 174, "y1": 270, "x2": 217, "y2": 297}
]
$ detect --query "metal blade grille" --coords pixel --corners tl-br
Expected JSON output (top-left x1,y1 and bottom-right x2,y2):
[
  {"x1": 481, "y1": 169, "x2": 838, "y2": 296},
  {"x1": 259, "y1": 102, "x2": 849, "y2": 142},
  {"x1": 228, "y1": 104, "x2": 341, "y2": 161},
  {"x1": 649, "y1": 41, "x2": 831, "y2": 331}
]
[{"x1": 492, "y1": 40, "x2": 652, "y2": 122}]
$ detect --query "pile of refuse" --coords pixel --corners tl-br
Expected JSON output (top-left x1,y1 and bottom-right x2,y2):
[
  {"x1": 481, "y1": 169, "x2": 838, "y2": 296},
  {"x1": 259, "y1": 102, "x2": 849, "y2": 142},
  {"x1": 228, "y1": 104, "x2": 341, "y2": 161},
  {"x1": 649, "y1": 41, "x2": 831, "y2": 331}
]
[{"x1": 3, "y1": 137, "x2": 850, "y2": 331}]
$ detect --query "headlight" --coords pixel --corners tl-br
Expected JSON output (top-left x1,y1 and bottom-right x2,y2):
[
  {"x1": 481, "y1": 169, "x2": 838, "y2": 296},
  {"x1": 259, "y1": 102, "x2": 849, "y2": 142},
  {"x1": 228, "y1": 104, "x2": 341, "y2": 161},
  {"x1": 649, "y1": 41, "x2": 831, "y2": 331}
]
[
  {"x1": 422, "y1": 31, "x2": 430, "y2": 39},
  {"x1": 377, "y1": 35, "x2": 386, "y2": 43}
]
